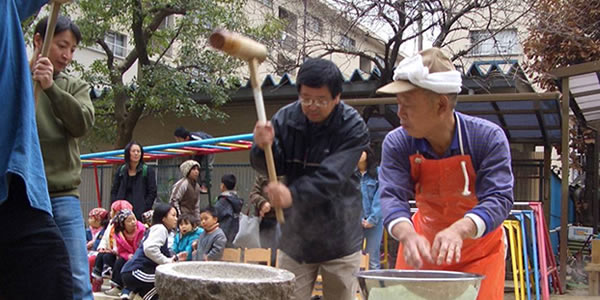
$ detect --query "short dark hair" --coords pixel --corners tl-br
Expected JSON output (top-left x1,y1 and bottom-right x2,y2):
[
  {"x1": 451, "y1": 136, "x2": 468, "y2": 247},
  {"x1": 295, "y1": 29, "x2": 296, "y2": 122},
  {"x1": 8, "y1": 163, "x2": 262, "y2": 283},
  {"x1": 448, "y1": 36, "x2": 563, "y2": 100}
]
[
  {"x1": 296, "y1": 58, "x2": 344, "y2": 99},
  {"x1": 221, "y1": 174, "x2": 236, "y2": 190},
  {"x1": 364, "y1": 145, "x2": 379, "y2": 178},
  {"x1": 200, "y1": 206, "x2": 217, "y2": 219},
  {"x1": 34, "y1": 16, "x2": 82, "y2": 44},
  {"x1": 124, "y1": 141, "x2": 144, "y2": 166},
  {"x1": 178, "y1": 213, "x2": 198, "y2": 227},
  {"x1": 174, "y1": 127, "x2": 190, "y2": 139},
  {"x1": 152, "y1": 203, "x2": 176, "y2": 226}
]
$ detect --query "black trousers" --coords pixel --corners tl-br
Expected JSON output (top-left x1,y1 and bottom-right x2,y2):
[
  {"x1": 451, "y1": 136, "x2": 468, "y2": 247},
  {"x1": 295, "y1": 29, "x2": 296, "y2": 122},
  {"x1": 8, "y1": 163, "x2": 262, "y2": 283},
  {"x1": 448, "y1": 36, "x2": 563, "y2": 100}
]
[
  {"x1": 111, "y1": 256, "x2": 127, "y2": 287},
  {"x1": 93, "y1": 252, "x2": 116, "y2": 277},
  {"x1": 0, "y1": 176, "x2": 73, "y2": 300},
  {"x1": 122, "y1": 271, "x2": 158, "y2": 300}
]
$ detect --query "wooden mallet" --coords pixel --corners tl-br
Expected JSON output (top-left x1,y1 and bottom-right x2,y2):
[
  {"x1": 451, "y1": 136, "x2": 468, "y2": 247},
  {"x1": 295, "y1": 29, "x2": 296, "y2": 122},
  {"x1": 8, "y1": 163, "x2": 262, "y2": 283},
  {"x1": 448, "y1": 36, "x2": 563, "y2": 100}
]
[
  {"x1": 209, "y1": 29, "x2": 284, "y2": 224},
  {"x1": 33, "y1": 0, "x2": 64, "y2": 104}
]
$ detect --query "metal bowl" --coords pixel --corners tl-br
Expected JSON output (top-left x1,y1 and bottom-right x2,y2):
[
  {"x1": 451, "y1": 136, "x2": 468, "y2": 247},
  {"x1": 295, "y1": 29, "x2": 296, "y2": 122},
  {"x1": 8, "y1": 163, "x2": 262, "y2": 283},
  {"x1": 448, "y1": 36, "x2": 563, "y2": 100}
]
[{"x1": 356, "y1": 270, "x2": 484, "y2": 300}]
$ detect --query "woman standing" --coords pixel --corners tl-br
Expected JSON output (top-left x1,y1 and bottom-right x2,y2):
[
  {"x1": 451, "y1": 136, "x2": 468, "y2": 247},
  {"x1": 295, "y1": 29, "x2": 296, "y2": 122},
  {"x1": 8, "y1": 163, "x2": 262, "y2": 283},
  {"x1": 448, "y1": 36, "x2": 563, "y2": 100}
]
[
  {"x1": 111, "y1": 141, "x2": 157, "y2": 220},
  {"x1": 358, "y1": 147, "x2": 383, "y2": 270}
]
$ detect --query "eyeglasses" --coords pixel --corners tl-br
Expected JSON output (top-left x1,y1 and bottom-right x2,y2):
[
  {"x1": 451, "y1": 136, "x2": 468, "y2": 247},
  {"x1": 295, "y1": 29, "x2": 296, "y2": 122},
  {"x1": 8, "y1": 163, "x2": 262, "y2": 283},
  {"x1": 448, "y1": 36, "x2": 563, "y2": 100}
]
[{"x1": 299, "y1": 97, "x2": 331, "y2": 108}]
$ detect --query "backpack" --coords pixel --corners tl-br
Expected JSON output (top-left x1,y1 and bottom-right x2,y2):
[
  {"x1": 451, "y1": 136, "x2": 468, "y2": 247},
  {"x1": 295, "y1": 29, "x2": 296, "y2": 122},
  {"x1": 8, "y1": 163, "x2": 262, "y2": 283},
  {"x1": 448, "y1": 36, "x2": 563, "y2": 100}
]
[{"x1": 120, "y1": 164, "x2": 148, "y2": 178}]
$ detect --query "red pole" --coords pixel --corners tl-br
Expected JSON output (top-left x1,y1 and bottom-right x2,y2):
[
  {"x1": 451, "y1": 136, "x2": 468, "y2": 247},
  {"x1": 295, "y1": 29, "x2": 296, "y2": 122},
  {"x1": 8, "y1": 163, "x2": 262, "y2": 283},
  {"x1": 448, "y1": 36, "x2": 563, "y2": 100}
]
[{"x1": 93, "y1": 165, "x2": 101, "y2": 207}]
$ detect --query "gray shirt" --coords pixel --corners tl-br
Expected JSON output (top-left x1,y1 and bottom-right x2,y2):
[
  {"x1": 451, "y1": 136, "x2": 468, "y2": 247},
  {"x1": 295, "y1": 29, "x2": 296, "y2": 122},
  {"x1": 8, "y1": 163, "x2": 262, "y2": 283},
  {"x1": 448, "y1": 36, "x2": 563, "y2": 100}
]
[{"x1": 194, "y1": 228, "x2": 227, "y2": 261}]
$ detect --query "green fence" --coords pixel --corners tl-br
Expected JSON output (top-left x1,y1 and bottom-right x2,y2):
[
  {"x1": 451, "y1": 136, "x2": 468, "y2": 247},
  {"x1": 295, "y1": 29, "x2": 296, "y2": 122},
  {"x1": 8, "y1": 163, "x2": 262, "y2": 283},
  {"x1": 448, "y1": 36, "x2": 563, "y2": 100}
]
[{"x1": 79, "y1": 162, "x2": 257, "y2": 223}]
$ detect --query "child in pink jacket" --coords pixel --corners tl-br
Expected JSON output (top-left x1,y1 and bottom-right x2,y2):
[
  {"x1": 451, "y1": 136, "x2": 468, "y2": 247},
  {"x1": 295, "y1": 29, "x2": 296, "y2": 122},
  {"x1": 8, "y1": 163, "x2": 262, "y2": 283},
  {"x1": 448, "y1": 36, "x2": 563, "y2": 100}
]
[{"x1": 104, "y1": 209, "x2": 145, "y2": 298}]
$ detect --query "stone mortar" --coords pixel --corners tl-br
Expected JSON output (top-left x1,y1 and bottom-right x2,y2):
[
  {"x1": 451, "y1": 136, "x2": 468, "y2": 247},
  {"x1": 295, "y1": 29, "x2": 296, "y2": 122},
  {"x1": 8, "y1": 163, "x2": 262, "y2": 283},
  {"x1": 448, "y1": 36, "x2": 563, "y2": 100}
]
[{"x1": 156, "y1": 261, "x2": 295, "y2": 300}]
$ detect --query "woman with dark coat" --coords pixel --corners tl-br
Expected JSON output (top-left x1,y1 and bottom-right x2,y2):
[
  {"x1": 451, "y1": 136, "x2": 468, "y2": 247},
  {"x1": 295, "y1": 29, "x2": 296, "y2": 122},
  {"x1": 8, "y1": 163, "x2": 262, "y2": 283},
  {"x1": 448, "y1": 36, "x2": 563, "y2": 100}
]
[{"x1": 111, "y1": 141, "x2": 157, "y2": 220}]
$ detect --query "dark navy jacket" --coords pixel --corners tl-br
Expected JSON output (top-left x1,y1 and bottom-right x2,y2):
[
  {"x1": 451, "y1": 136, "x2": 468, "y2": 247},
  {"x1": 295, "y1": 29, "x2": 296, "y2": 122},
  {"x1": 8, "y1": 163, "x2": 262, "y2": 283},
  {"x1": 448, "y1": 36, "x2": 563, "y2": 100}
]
[{"x1": 250, "y1": 101, "x2": 369, "y2": 263}]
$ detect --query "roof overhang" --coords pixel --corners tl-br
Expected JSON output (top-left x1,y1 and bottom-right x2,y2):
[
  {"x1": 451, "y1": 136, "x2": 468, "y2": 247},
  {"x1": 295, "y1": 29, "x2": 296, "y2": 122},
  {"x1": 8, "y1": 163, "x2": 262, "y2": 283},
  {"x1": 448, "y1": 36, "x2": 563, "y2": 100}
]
[
  {"x1": 551, "y1": 61, "x2": 600, "y2": 124},
  {"x1": 346, "y1": 92, "x2": 561, "y2": 146}
]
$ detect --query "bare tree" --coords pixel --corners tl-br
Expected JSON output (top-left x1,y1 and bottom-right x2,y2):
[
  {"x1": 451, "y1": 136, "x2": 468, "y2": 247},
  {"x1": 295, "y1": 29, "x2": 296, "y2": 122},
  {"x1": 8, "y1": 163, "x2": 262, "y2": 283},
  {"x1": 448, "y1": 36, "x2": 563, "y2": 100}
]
[
  {"x1": 524, "y1": 0, "x2": 600, "y2": 90},
  {"x1": 270, "y1": 0, "x2": 534, "y2": 92}
]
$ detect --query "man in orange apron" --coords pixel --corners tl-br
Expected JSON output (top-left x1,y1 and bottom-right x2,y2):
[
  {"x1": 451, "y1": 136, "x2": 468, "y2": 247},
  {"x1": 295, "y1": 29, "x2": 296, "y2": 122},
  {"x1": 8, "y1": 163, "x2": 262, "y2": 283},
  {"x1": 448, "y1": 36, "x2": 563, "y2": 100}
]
[{"x1": 376, "y1": 48, "x2": 514, "y2": 300}]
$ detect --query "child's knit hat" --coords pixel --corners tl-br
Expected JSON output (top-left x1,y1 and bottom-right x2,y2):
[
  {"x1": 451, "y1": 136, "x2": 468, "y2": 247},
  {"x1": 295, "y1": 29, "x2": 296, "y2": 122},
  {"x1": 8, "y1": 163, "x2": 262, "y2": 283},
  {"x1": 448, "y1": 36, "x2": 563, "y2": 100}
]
[
  {"x1": 88, "y1": 207, "x2": 108, "y2": 221},
  {"x1": 180, "y1": 160, "x2": 200, "y2": 177},
  {"x1": 111, "y1": 200, "x2": 133, "y2": 213}
]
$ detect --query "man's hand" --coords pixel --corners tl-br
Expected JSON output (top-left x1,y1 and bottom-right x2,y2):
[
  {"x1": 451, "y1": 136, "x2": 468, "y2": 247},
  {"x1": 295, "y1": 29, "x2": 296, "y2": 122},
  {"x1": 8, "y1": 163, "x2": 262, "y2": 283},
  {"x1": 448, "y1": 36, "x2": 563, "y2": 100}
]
[
  {"x1": 253, "y1": 121, "x2": 274, "y2": 150},
  {"x1": 431, "y1": 218, "x2": 476, "y2": 265},
  {"x1": 32, "y1": 56, "x2": 54, "y2": 90},
  {"x1": 259, "y1": 201, "x2": 272, "y2": 217},
  {"x1": 392, "y1": 222, "x2": 433, "y2": 269},
  {"x1": 362, "y1": 219, "x2": 374, "y2": 229},
  {"x1": 265, "y1": 182, "x2": 292, "y2": 209}
]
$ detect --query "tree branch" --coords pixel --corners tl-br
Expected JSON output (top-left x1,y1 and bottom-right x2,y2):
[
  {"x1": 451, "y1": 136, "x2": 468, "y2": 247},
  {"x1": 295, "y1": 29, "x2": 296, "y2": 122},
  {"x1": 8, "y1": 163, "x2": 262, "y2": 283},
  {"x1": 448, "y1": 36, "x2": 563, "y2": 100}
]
[{"x1": 153, "y1": 21, "x2": 185, "y2": 67}]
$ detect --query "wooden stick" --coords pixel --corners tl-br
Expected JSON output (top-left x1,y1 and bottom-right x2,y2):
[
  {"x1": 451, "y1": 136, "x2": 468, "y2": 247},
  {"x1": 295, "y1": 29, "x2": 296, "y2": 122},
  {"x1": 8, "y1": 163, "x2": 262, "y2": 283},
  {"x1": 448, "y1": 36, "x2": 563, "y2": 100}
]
[
  {"x1": 249, "y1": 58, "x2": 284, "y2": 224},
  {"x1": 33, "y1": 1, "x2": 61, "y2": 104}
]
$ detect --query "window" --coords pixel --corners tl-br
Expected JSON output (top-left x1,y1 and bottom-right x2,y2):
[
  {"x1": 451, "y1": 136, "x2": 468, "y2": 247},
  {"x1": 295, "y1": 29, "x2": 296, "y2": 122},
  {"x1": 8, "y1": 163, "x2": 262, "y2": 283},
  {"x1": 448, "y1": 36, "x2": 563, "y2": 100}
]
[
  {"x1": 359, "y1": 56, "x2": 371, "y2": 73},
  {"x1": 279, "y1": 7, "x2": 298, "y2": 50},
  {"x1": 159, "y1": 15, "x2": 175, "y2": 30},
  {"x1": 156, "y1": 15, "x2": 175, "y2": 57},
  {"x1": 306, "y1": 14, "x2": 322, "y2": 34},
  {"x1": 105, "y1": 32, "x2": 127, "y2": 57},
  {"x1": 254, "y1": 0, "x2": 272, "y2": 8},
  {"x1": 470, "y1": 29, "x2": 520, "y2": 56},
  {"x1": 339, "y1": 35, "x2": 355, "y2": 49}
]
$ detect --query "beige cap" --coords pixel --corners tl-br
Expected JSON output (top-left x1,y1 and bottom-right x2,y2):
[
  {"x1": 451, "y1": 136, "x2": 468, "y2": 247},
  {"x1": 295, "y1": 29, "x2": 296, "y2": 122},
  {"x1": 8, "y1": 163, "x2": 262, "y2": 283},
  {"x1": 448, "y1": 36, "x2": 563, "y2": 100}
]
[{"x1": 376, "y1": 47, "x2": 457, "y2": 95}]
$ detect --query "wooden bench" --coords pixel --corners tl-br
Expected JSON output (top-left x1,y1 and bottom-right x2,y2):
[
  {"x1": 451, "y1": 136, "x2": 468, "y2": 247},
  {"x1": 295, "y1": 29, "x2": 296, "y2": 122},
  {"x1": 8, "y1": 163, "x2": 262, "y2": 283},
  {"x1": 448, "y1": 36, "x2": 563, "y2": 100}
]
[{"x1": 585, "y1": 240, "x2": 600, "y2": 296}]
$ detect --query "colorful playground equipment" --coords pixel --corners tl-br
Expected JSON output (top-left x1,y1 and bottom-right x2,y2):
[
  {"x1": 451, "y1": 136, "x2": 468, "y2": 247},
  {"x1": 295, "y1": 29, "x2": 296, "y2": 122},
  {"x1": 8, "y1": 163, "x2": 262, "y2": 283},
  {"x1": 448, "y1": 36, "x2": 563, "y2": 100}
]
[
  {"x1": 80, "y1": 133, "x2": 254, "y2": 206},
  {"x1": 505, "y1": 202, "x2": 563, "y2": 300}
]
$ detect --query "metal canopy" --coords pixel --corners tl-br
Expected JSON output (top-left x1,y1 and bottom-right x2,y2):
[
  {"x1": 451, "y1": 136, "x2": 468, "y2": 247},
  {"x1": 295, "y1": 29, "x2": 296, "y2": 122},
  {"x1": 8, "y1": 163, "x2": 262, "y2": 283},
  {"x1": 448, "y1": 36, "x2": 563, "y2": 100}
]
[
  {"x1": 552, "y1": 61, "x2": 600, "y2": 123},
  {"x1": 549, "y1": 59, "x2": 600, "y2": 290},
  {"x1": 345, "y1": 92, "x2": 562, "y2": 146},
  {"x1": 80, "y1": 134, "x2": 253, "y2": 167}
]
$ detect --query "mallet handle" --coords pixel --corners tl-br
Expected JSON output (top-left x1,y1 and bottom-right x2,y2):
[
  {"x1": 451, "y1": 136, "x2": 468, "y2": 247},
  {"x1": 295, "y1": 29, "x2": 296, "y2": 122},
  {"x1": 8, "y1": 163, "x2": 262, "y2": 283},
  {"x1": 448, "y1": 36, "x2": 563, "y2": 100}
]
[
  {"x1": 34, "y1": 1, "x2": 61, "y2": 104},
  {"x1": 249, "y1": 58, "x2": 285, "y2": 224}
]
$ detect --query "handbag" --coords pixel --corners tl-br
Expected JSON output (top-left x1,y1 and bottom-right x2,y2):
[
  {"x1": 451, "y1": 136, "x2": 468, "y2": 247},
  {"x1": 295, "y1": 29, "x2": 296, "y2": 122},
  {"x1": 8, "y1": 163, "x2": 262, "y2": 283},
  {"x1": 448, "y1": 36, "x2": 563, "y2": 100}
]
[{"x1": 232, "y1": 212, "x2": 261, "y2": 248}]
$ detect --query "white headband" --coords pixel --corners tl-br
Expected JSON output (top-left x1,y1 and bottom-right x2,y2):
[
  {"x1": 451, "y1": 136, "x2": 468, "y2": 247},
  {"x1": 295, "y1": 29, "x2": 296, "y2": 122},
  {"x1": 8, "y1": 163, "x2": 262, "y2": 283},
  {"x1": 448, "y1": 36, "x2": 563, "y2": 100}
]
[{"x1": 392, "y1": 54, "x2": 462, "y2": 94}]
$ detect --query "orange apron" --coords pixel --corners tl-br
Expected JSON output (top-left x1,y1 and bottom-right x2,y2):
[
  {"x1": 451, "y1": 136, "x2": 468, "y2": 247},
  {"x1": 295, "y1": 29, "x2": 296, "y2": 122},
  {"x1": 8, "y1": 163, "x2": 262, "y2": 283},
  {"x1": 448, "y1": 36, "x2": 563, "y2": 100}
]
[{"x1": 395, "y1": 118, "x2": 505, "y2": 300}]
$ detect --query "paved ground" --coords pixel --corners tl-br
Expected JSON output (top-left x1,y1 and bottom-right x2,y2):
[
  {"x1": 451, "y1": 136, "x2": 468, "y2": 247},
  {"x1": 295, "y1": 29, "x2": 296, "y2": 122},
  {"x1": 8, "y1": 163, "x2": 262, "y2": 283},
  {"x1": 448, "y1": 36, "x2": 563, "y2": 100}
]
[
  {"x1": 94, "y1": 279, "x2": 597, "y2": 299},
  {"x1": 95, "y1": 290, "x2": 598, "y2": 300},
  {"x1": 505, "y1": 290, "x2": 600, "y2": 300}
]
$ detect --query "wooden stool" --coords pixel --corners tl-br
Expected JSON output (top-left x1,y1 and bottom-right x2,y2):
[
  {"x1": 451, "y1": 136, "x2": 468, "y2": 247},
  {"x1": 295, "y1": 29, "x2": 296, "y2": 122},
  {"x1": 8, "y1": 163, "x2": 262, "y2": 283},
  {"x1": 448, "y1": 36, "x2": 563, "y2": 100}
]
[
  {"x1": 585, "y1": 240, "x2": 600, "y2": 296},
  {"x1": 584, "y1": 263, "x2": 600, "y2": 296}
]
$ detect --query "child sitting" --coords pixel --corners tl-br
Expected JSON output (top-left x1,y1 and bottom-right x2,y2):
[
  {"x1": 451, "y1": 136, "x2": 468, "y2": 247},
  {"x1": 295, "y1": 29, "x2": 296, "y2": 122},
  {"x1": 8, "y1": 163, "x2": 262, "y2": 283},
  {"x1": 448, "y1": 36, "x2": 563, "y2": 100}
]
[
  {"x1": 214, "y1": 174, "x2": 243, "y2": 247},
  {"x1": 142, "y1": 210, "x2": 153, "y2": 228},
  {"x1": 104, "y1": 209, "x2": 146, "y2": 298},
  {"x1": 86, "y1": 207, "x2": 109, "y2": 252},
  {"x1": 171, "y1": 214, "x2": 203, "y2": 261},
  {"x1": 92, "y1": 200, "x2": 133, "y2": 292},
  {"x1": 121, "y1": 203, "x2": 187, "y2": 300},
  {"x1": 86, "y1": 208, "x2": 109, "y2": 287},
  {"x1": 193, "y1": 207, "x2": 227, "y2": 261}
]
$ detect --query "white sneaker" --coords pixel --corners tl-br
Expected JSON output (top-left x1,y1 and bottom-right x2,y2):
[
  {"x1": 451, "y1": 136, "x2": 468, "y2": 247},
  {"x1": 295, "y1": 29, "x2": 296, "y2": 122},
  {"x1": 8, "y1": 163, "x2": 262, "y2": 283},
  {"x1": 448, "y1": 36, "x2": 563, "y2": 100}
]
[{"x1": 104, "y1": 286, "x2": 122, "y2": 296}]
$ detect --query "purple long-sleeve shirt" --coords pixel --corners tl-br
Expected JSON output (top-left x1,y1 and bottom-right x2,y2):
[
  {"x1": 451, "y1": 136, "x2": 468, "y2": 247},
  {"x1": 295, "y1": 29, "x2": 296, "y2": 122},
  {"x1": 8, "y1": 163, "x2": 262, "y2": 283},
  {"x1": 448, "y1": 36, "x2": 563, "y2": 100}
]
[{"x1": 379, "y1": 112, "x2": 514, "y2": 237}]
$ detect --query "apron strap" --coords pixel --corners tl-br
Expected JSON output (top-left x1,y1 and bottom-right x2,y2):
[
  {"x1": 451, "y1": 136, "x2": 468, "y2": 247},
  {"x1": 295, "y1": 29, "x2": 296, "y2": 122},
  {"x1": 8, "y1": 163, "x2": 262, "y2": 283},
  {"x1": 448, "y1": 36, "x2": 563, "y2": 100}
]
[
  {"x1": 456, "y1": 112, "x2": 465, "y2": 156},
  {"x1": 456, "y1": 113, "x2": 471, "y2": 196}
]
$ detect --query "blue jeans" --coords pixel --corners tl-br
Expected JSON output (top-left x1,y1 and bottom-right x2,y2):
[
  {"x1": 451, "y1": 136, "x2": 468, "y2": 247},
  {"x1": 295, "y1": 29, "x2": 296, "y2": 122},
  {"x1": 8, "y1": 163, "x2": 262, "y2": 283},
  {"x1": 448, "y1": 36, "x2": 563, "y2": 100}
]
[
  {"x1": 52, "y1": 196, "x2": 94, "y2": 300},
  {"x1": 363, "y1": 220, "x2": 384, "y2": 270}
]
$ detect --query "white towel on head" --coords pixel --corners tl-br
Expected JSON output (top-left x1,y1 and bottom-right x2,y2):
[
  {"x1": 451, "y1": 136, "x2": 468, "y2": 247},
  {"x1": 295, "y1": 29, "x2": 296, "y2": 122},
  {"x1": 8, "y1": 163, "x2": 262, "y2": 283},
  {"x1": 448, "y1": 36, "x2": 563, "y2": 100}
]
[{"x1": 392, "y1": 54, "x2": 462, "y2": 94}]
